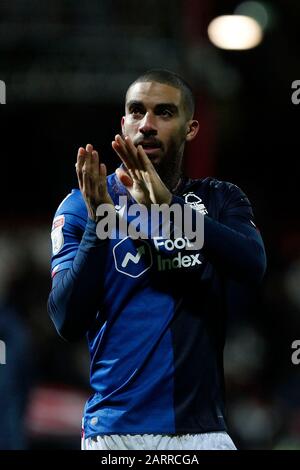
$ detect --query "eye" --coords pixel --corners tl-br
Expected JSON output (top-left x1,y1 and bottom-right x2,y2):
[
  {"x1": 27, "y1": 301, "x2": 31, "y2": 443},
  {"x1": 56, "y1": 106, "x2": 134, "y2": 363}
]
[
  {"x1": 130, "y1": 106, "x2": 144, "y2": 117},
  {"x1": 160, "y1": 108, "x2": 173, "y2": 117}
]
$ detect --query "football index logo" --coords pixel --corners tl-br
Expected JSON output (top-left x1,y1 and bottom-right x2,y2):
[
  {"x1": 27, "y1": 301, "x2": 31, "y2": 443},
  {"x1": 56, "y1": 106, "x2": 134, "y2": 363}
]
[
  {"x1": 113, "y1": 238, "x2": 153, "y2": 278},
  {"x1": 0, "y1": 81, "x2": 6, "y2": 104}
]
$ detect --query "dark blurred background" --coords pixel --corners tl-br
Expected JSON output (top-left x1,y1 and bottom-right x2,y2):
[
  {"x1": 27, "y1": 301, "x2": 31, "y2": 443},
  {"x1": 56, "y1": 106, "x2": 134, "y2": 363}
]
[{"x1": 0, "y1": 0, "x2": 299, "y2": 450}]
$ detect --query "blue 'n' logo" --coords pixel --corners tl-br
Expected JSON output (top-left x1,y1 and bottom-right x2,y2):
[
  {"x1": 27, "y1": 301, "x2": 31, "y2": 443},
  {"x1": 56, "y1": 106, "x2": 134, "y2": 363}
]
[{"x1": 113, "y1": 238, "x2": 152, "y2": 278}]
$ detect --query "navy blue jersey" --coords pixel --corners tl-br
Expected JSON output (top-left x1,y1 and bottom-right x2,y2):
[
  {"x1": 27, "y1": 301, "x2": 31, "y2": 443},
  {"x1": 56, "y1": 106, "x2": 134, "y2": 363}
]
[{"x1": 48, "y1": 173, "x2": 266, "y2": 438}]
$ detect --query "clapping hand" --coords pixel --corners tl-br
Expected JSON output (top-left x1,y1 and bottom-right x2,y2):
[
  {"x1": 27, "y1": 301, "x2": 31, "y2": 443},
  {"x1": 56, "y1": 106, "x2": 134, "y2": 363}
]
[
  {"x1": 112, "y1": 134, "x2": 172, "y2": 207},
  {"x1": 76, "y1": 144, "x2": 114, "y2": 221}
]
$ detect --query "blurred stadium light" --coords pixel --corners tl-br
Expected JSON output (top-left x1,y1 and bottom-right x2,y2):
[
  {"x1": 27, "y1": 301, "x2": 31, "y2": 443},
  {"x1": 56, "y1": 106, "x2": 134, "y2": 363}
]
[{"x1": 207, "y1": 15, "x2": 263, "y2": 50}]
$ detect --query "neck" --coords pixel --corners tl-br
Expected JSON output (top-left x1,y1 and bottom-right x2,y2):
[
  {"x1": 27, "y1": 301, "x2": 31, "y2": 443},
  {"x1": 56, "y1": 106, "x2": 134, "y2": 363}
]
[
  {"x1": 171, "y1": 176, "x2": 182, "y2": 193},
  {"x1": 163, "y1": 164, "x2": 183, "y2": 192},
  {"x1": 155, "y1": 157, "x2": 183, "y2": 192}
]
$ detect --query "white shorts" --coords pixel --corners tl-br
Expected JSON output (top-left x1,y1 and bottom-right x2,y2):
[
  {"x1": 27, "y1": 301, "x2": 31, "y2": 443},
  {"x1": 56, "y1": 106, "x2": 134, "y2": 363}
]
[{"x1": 82, "y1": 432, "x2": 237, "y2": 450}]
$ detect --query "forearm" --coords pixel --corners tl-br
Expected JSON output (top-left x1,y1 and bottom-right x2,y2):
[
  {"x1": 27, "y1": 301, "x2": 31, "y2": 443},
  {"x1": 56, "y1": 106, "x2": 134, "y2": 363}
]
[
  {"x1": 48, "y1": 218, "x2": 109, "y2": 341},
  {"x1": 152, "y1": 195, "x2": 266, "y2": 283},
  {"x1": 203, "y1": 215, "x2": 266, "y2": 283}
]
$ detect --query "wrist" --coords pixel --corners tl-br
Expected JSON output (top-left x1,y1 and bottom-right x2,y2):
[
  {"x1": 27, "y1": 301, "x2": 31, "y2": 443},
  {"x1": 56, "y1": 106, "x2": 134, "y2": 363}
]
[{"x1": 87, "y1": 197, "x2": 114, "y2": 221}]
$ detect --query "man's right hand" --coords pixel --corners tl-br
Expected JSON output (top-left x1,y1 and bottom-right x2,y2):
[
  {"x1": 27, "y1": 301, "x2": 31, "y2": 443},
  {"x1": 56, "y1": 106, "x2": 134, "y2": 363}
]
[{"x1": 76, "y1": 144, "x2": 114, "y2": 221}]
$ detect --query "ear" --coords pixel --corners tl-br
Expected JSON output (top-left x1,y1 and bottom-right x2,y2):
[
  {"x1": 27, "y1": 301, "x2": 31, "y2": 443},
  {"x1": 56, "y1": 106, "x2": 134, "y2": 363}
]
[
  {"x1": 121, "y1": 116, "x2": 125, "y2": 135},
  {"x1": 185, "y1": 120, "x2": 199, "y2": 142}
]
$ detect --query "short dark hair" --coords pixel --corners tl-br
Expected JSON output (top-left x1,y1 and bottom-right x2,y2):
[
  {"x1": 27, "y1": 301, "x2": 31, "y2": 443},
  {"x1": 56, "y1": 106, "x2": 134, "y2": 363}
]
[{"x1": 127, "y1": 69, "x2": 195, "y2": 119}]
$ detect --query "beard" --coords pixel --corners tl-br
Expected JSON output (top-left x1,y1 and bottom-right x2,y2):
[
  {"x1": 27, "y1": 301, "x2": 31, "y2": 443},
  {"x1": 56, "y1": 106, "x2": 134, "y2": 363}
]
[
  {"x1": 153, "y1": 147, "x2": 184, "y2": 191},
  {"x1": 153, "y1": 138, "x2": 185, "y2": 191}
]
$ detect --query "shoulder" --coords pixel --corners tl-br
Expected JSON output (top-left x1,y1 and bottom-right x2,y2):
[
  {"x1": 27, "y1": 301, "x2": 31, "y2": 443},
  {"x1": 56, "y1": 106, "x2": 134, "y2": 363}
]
[
  {"x1": 54, "y1": 188, "x2": 88, "y2": 221},
  {"x1": 187, "y1": 177, "x2": 251, "y2": 205},
  {"x1": 52, "y1": 189, "x2": 88, "y2": 233},
  {"x1": 182, "y1": 177, "x2": 253, "y2": 217},
  {"x1": 189, "y1": 176, "x2": 245, "y2": 194}
]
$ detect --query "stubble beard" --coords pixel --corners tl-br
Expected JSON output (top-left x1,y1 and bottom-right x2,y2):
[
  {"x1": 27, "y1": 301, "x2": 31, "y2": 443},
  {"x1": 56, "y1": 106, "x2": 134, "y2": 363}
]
[{"x1": 154, "y1": 140, "x2": 185, "y2": 191}]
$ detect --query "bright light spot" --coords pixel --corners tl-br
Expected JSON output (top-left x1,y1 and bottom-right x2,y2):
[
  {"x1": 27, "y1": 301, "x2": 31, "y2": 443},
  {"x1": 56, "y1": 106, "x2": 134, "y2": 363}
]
[
  {"x1": 235, "y1": 1, "x2": 269, "y2": 30},
  {"x1": 208, "y1": 15, "x2": 263, "y2": 50}
]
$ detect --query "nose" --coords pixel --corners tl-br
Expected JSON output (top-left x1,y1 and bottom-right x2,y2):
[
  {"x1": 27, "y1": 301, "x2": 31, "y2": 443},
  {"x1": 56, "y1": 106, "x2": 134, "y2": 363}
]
[{"x1": 138, "y1": 112, "x2": 157, "y2": 136}]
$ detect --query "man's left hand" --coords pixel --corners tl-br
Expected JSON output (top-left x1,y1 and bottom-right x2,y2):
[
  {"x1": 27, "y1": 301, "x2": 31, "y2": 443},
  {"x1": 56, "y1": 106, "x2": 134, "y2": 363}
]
[{"x1": 112, "y1": 134, "x2": 172, "y2": 207}]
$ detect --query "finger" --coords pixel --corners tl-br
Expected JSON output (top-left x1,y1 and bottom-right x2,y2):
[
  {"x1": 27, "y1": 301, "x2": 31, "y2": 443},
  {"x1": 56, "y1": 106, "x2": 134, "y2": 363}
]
[
  {"x1": 114, "y1": 134, "x2": 142, "y2": 172},
  {"x1": 137, "y1": 145, "x2": 155, "y2": 173},
  {"x1": 76, "y1": 147, "x2": 86, "y2": 189},
  {"x1": 124, "y1": 136, "x2": 143, "y2": 171},
  {"x1": 114, "y1": 136, "x2": 144, "y2": 183},
  {"x1": 112, "y1": 135, "x2": 133, "y2": 168},
  {"x1": 112, "y1": 140, "x2": 135, "y2": 176},
  {"x1": 115, "y1": 167, "x2": 133, "y2": 188},
  {"x1": 82, "y1": 161, "x2": 92, "y2": 196},
  {"x1": 84, "y1": 144, "x2": 94, "y2": 172},
  {"x1": 85, "y1": 149, "x2": 100, "y2": 176},
  {"x1": 91, "y1": 150, "x2": 100, "y2": 170},
  {"x1": 81, "y1": 149, "x2": 100, "y2": 195},
  {"x1": 99, "y1": 163, "x2": 109, "y2": 199},
  {"x1": 99, "y1": 162, "x2": 107, "y2": 179},
  {"x1": 76, "y1": 147, "x2": 86, "y2": 169}
]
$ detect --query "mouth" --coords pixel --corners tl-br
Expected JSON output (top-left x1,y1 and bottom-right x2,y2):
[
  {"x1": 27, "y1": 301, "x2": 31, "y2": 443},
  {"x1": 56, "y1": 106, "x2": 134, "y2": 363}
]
[
  {"x1": 138, "y1": 141, "x2": 162, "y2": 156},
  {"x1": 142, "y1": 147, "x2": 161, "y2": 156}
]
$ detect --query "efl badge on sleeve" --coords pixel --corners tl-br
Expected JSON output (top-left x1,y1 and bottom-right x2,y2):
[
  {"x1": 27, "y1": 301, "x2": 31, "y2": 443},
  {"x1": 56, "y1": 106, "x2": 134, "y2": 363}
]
[{"x1": 51, "y1": 215, "x2": 65, "y2": 255}]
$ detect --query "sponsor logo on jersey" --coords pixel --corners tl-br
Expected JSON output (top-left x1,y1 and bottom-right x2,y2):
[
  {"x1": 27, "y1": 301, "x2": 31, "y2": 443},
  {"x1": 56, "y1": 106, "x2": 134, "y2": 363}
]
[
  {"x1": 153, "y1": 236, "x2": 202, "y2": 271},
  {"x1": 121, "y1": 246, "x2": 146, "y2": 268},
  {"x1": 51, "y1": 215, "x2": 65, "y2": 255},
  {"x1": 113, "y1": 238, "x2": 153, "y2": 278},
  {"x1": 113, "y1": 235, "x2": 203, "y2": 276},
  {"x1": 183, "y1": 192, "x2": 208, "y2": 215},
  {"x1": 157, "y1": 252, "x2": 202, "y2": 271}
]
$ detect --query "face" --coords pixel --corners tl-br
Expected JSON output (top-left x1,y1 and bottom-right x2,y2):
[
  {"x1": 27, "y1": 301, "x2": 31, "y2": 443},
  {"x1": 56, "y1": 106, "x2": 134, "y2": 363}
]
[{"x1": 121, "y1": 81, "x2": 199, "y2": 188}]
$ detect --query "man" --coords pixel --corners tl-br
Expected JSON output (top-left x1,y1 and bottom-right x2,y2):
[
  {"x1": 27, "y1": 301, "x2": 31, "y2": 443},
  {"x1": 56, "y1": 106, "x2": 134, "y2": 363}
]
[{"x1": 48, "y1": 69, "x2": 266, "y2": 450}]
